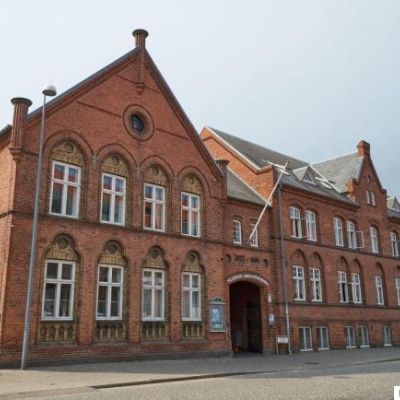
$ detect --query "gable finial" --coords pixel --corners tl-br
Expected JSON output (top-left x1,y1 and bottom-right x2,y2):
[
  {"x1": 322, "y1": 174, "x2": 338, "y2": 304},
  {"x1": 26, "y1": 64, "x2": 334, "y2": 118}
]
[{"x1": 132, "y1": 29, "x2": 149, "y2": 48}]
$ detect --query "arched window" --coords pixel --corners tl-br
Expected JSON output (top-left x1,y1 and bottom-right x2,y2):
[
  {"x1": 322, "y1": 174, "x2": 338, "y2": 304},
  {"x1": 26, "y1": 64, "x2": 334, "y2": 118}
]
[
  {"x1": 390, "y1": 231, "x2": 399, "y2": 257},
  {"x1": 334, "y1": 217, "x2": 344, "y2": 247},
  {"x1": 233, "y1": 219, "x2": 242, "y2": 245},
  {"x1": 369, "y1": 226, "x2": 379, "y2": 254},
  {"x1": 49, "y1": 141, "x2": 84, "y2": 218},
  {"x1": 289, "y1": 206, "x2": 302, "y2": 239},
  {"x1": 181, "y1": 175, "x2": 202, "y2": 237},
  {"x1": 39, "y1": 234, "x2": 79, "y2": 344},
  {"x1": 350, "y1": 260, "x2": 362, "y2": 304},
  {"x1": 337, "y1": 257, "x2": 350, "y2": 303},
  {"x1": 305, "y1": 210, "x2": 317, "y2": 241},
  {"x1": 100, "y1": 155, "x2": 129, "y2": 225},
  {"x1": 291, "y1": 251, "x2": 307, "y2": 301},
  {"x1": 141, "y1": 247, "x2": 168, "y2": 340},
  {"x1": 375, "y1": 264, "x2": 385, "y2": 305},
  {"x1": 143, "y1": 165, "x2": 169, "y2": 232},
  {"x1": 310, "y1": 253, "x2": 323, "y2": 302},
  {"x1": 346, "y1": 221, "x2": 357, "y2": 249}
]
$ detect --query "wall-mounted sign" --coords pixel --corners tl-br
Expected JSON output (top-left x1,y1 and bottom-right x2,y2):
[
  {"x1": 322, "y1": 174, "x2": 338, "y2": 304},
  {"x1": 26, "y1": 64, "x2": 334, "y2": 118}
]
[
  {"x1": 209, "y1": 297, "x2": 226, "y2": 332},
  {"x1": 277, "y1": 335, "x2": 289, "y2": 344},
  {"x1": 227, "y1": 273, "x2": 269, "y2": 286}
]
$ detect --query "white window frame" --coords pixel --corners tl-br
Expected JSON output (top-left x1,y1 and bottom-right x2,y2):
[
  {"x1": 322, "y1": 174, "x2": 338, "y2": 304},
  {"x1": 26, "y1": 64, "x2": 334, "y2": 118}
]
[
  {"x1": 290, "y1": 207, "x2": 302, "y2": 239},
  {"x1": 42, "y1": 260, "x2": 75, "y2": 321},
  {"x1": 359, "y1": 326, "x2": 370, "y2": 348},
  {"x1": 351, "y1": 273, "x2": 362, "y2": 304},
  {"x1": 143, "y1": 183, "x2": 166, "y2": 232},
  {"x1": 366, "y1": 190, "x2": 371, "y2": 205},
  {"x1": 390, "y1": 232, "x2": 399, "y2": 257},
  {"x1": 96, "y1": 265, "x2": 123, "y2": 320},
  {"x1": 396, "y1": 278, "x2": 400, "y2": 306},
  {"x1": 370, "y1": 191, "x2": 376, "y2": 206},
  {"x1": 347, "y1": 221, "x2": 357, "y2": 249},
  {"x1": 233, "y1": 219, "x2": 242, "y2": 245},
  {"x1": 250, "y1": 223, "x2": 259, "y2": 247},
  {"x1": 345, "y1": 326, "x2": 356, "y2": 349},
  {"x1": 375, "y1": 275, "x2": 384, "y2": 305},
  {"x1": 317, "y1": 326, "x2": 330, "y2": 350},
  {"x1": 299, "y1": 326, "x2": 312, "y2": 351},
  {"x1": 305, "y1": 210, "x2": 317, "y2": 241},
  {"x1": 182, "y1": 272, "x2": 202, "y2": 321},
  {"x1": 49, "y1": 161, "x2": 81, "y2": 218},
  {"x1": 100, "y1": 173, "x2": 126, "y2": 225},
  {"x1": 142, "y1": 269, "x2": 165, "y2": 321},
  {"x1": 293, "y1": 266, "x2": 306, "y2": 301},
  {"x1": 334, "y1": 217, "x2": 344, "y2": 247},
  {"x1": 383, "y1": 325, "x2": 392, "y2": 347},
  {"x1": 370, "y1": 226, "x2": 379, "y2": 254},
  {"x1": 338, "y1": 271, "x2": 349, "y2": 303},
  {"x1": 310, "y1": 267, "x2": 322, "y2": 302},
  {"x1": 181, "y1": 192, "x2": 201, "y2": 237}
]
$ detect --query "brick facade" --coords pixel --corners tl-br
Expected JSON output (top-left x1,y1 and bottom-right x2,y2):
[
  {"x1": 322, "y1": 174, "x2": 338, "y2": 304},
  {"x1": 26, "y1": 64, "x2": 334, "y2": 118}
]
[{"x1": 0, "y1": 30, "x2": 398, "y2": 367}]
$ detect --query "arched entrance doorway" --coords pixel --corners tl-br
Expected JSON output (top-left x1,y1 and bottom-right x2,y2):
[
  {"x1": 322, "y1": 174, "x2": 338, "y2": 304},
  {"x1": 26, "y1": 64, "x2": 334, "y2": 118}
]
[{"x1": 229, "y1": 281, "x2": 262, "y2": 353}]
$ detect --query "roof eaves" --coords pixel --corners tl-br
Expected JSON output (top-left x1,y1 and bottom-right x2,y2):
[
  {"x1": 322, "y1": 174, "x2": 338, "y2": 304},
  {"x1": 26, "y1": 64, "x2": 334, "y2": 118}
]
[{"x1": 206, "y1": 126, "x2": 261, "y2": 171}]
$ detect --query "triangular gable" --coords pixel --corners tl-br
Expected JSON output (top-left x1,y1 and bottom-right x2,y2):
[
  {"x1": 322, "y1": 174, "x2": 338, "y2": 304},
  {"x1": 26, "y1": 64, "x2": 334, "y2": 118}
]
[
  {"x1": 23, "y1": 43, "x2": 222, "y2": 179},
  {"x1": 388, "y1": 196, "x2": 400, "y2": 211}
]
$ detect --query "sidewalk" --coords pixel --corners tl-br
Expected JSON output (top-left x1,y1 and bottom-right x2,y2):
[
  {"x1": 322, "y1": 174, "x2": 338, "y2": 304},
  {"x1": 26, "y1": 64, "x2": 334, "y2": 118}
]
[{"x1": 0, "y1": 347, "x2": 399, "y2": 399}]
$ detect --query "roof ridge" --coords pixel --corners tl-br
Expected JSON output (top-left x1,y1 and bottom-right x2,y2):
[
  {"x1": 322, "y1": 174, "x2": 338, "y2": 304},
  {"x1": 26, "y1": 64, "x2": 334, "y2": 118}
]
[
  {"x1": 207, "y1": 126, "x2": 307, "y2": 166},
  {"x1": 311, "y1": 151, "x2": 360, "y2": 166}
]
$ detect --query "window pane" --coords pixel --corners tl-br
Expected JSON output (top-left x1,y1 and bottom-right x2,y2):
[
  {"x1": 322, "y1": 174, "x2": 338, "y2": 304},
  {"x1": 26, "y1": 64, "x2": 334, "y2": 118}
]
[
  {"x1": 155, "y1": 203, "x2": 163, "y2": 230},
  {"x1": 154, "y1": 289, "x2": 163, "y2": 318},
  {"x1": 99, "y1": 267, "x2": 109, "y2": 282},
  {"x1": 103, "y1": 175, "x2": 112, "y2": 190},
  {"x1": 44, "y1": 283, "x2": 56, "y2": 317},
  {"x1": 183, "y1": 274, "x2": 190, "y2": 288},
  {"x1": 182, "y1": 193, "x2": 189, "y2": 207},
  {"x1": 144, "y1": 185, "x2": 153, "y2": 199},
  {"x1": 142, "y1": 289, "x2": 152, "y2": 317},
  {"x1": 182, "y1": 209, "x2": 189, "y2": 234},
  {"x1": 183, "y1": 291, "x2": 190, "y2": 318},
  {"x1": 155, "y1": 271, "x2": 163, "y2": 286},
  {"x1": 59, "y1": 284, "x2": 71, "y2": 317},
  {"x1": 110, "y1": 287, "x2": 120, "y2": 317},
  {"x1": 192, "y1": 291, "x2": 200, "y2": 319},
  {"x1": 191, "y1": 196, "x2": 198, "y2": 209},
  {"x1": 115, "y1": 178, "x2": 125, "y2": 193},
  {"x1": 102, "y1": 193, "x2": 111, "y2": 221},
  {"x1": 114, "y1": 195, "x2": 123, "y2": 223},
  {"x1": 112, "y1": 268, "x2": 122, "y2": 283},
  {"x1": 68, "y1": 167, "x2": 78, "y2": 183},
  {"x1": 54, "y1": 164, "x2": 65, "y2": 180},
  {"x1": 66, "y1": 186, "x2": 77, "y2": 216},
  {"x1": 61, "y1": 263, "x2": 73, "y2": 280},
  {"x1": 51, "y1": 183, "x2": 63, "y2": 214},
  {"x1": 192, "y1": 275, "x2": 200, "y2": 288},
  {"x1": 97, "y1": 286, "x2": 107, "y2": 317},
  {"x1": 191, "y1": 211, "x2": 199, "y2": 236},
  {"x1": 143, "y1": 271, "x2": 152, "y2": 286},
  {"x1": 46, "y1": 262, "x2": 59, "y2": 279},
  {"x1": 144, "y1": 202, "x2": 152, "y2": 228},
  {"x1": 155, "y1": 187, "x2": 164, "y2": 201}
]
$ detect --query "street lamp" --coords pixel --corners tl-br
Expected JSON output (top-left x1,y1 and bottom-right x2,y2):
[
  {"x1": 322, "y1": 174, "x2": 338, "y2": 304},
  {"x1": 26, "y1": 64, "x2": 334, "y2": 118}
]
[{"x1": 21, "y1": 85, "x2": 57, "y2": 370}]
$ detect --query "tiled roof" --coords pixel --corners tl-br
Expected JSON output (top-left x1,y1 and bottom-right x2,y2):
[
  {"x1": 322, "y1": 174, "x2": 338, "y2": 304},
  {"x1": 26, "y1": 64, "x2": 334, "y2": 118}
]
[
  {"x1": 227, "y1": 169, "x2": 265, "y2": 205},
  {"x1": 312, "y1": 153, "x2": 364, "y2": 193},
  {"x1": 208, "y1": 127, "x2": 355, "y2": 205},
  {"x1": 209, "y1": 127, "x2": 307, "y2": 169}
]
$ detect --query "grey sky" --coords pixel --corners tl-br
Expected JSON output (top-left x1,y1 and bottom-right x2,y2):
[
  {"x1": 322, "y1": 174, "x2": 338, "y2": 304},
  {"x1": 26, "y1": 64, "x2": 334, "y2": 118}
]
[{"x1": 1, "y1": 0, "x2": 399, "y2": 196}]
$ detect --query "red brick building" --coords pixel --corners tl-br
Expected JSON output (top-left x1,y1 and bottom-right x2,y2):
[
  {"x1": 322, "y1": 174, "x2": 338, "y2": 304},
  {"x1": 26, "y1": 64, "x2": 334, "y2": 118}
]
[
  {"x1": 201, "y1": 126, "x2": 400, "y2": 353},
  {"x1": 0, "y1": 29, "x2": 398, "y2": 366}
]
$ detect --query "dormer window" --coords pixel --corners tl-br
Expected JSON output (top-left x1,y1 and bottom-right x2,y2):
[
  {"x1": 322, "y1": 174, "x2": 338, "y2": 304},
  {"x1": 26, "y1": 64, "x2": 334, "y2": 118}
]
[{"x1": 303, "y1": 171, "x2": 314, "y2": 184}]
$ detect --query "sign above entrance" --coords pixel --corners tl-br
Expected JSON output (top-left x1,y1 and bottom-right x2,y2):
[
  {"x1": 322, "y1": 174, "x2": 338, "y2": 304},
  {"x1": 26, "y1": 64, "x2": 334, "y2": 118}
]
[{"x1": 227, "y1": 273, "x2": 269, "y2": 286}]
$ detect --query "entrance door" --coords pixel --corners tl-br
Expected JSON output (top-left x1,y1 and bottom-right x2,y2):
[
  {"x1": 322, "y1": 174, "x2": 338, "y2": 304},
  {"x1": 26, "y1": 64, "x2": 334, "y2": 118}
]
[{"x1": 229, "y1": 281, "x2": 262, "y2": 352}]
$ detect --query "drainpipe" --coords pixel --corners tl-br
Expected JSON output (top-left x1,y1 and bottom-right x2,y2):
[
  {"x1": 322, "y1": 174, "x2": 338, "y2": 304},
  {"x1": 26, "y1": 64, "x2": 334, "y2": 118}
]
[{"x1": 278, "y1": 182, "x2": 292, "y2": 355}]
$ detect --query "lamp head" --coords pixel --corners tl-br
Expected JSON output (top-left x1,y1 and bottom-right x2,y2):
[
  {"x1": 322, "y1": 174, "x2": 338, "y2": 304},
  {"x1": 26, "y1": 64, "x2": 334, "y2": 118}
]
[{"x1": 42, "y1": 85, "x2": 57, "y2": 97}]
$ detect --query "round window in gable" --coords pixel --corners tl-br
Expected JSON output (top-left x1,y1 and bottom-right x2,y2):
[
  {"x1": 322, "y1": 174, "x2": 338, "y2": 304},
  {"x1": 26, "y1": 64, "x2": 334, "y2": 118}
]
[{"x1": 131, "y1": 114, "x2": 145, "y2": 134}]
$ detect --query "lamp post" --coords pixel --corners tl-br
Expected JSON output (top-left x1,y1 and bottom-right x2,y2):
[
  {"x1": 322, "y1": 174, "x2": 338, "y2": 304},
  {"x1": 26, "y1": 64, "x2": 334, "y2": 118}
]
[{"x1": 21, "y1": 85, "x2": 57, "y2": 370}]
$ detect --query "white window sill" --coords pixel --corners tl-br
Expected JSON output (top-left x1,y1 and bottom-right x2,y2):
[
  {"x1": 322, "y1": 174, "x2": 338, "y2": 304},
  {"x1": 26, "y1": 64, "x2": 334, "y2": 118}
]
[
  {"x1": 144, "y1": 226, "x2": 165, "y2": 233},
  {"x1": 49, "y1": 212, "x2": 79, "y2": 220},
  {"x1": 96, "y1": 317, "x2": 123, "y2": 321},
  {"x1": 311, "y1": 299, "x2": 323, "y2": 303},
  {"x1": 182, "y1": 319, "x2": 203, "y2": 322},
  {"x1": 360, "y1": 345, "x2": 370, "y2": 349},
  {"x1": 384, "y1": 344, "x2": 392, "y2": 347},
  {"x1": 142, "y1": 318, "x2": 166, "y2": 322},
  {"x1": 41, "y1": 317, "x2": 73, "y2": 322},
  {"x1": 346, "y1": 346, "x2": 356, "y2": 349},
  {"x1": 181, "y1": 233, "x2": 201, "y2": 238},
  {"x1": 300, "y1": 348, "x2": 313, "y2": 352},
  {"x1": 100, "y1": 220, "x2": 125, "y2": 227},
  {"x1": 318, "y1": 347, "x2": 330, "y2": 351}
]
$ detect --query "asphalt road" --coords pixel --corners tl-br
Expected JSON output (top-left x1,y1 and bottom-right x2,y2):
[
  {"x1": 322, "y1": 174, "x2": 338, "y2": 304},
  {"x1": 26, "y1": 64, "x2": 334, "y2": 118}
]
[{"x1": 20, "y1": 359, "x2": 400, "y2": 400}]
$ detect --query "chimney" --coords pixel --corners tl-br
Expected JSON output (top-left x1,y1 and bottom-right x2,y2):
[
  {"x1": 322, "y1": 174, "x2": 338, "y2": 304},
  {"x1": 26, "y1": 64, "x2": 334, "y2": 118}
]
[
  {"x1": 132, "y1": 29, "x2": 148, "y2": 48},
  {"x1": 10, "y1": 97, "x2": 32, "y2": 159},
  {"x1": 357, "y1": 140, "x2": 370, "y2": 157},
  {"x1": 216, "y1": 159, "x2": 230, "y2": 176}
]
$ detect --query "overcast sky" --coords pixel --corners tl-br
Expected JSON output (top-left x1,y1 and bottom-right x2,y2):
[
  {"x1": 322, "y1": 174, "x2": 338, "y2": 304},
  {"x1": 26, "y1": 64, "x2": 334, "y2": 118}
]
[{"x1": 1, "y1": 0, "x2": 399, "y2": 196}]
